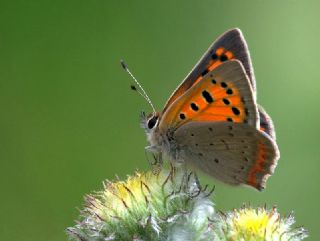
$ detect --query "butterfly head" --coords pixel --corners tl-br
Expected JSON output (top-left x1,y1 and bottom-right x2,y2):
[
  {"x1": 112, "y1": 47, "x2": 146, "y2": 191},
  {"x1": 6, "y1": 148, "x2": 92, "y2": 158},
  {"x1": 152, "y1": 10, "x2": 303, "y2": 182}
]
[{"x1": 140, "y1": 111, "x2": 160, "y2": 132}]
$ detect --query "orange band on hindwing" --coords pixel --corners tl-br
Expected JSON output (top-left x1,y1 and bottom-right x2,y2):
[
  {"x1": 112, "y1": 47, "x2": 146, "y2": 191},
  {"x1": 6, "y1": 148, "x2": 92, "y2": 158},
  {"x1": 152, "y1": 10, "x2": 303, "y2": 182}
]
[{"x1": 247, "y1": 142, "x2": 267, "y2": 189}]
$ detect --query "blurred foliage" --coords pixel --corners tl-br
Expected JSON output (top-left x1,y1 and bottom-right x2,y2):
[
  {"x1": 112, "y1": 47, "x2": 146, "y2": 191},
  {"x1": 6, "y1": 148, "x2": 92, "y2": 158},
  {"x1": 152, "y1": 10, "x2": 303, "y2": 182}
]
[{"x1": 0, "y1": 0, "x2": 319, "y2": 240}]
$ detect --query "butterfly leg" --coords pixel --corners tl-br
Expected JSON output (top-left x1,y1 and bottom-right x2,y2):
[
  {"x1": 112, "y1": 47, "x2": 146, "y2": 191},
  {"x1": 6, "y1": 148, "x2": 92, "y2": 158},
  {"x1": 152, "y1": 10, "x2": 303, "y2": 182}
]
[
  {"x1": 151, "y1": 152, "x2": 163, "y2": 175},
  {"x1": 193, "y1": 172, "x2": 202, "y2": 190},
  {"x1": 176, "y1": 161, "x2": 202, "y2": 190},
  {"x1": 145, "y1": 146, "x2": 163, "y2": 175},
  {"x1": 144, "y1": 147, "x2": 157, "y2": 166}
]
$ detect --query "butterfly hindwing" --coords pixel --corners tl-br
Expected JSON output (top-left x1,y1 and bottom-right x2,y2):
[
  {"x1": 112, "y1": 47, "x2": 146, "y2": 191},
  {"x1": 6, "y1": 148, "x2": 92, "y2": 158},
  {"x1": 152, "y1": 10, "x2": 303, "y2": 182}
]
[
  {"x1": 173, "y1": 121, "x2": 279, "y2": 190},
  {"x1": 159, "y1": 60, "x2": 258, "y2": 131},
  {"x1": 258, "y1": 105, "x2": 276, "y2": 140},
  {"x1": 163, "y1": 28, "x2": 256, "y2": 113}
]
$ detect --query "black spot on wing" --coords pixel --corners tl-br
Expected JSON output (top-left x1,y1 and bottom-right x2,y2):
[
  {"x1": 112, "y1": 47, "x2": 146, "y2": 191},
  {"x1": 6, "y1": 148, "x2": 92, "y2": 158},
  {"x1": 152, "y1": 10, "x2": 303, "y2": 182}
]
[
  {"x1": 202, "y1": 90, "x2": 214, "y2": 103},
  {"x1": 201, "y1": 69, "x2": 209, "y2": 76},
  {"x1": 220, "y1": 54, "x2": 228, "y2": 62},
  {"x1": 190, "y1": 102, "x2": 199, "y2": 111},
  {"x1": 220, "y1": 82, "x2": 228, "y2": 88},
  {"x1": 211, "y1": 53, "x2": 218, "y2": 60},
  {"x1": 226, "y1": 88, "x2": 233, "y2": 95},
  {"x1": 232, "y1": 107, "x2": 240, "y2": 115},
  {"x1": 223, "y1": 98, "x2": 230, "y2": 105},
  {"x1": 179, "y1": 113, "x2": 186, "y2": 120}
]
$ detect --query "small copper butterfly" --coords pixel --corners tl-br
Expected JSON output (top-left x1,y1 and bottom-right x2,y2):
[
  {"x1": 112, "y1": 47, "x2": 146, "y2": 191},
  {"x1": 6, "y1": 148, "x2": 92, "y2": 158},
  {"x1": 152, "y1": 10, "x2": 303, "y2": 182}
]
[{"x1": 122, "y1": 28, "x2": 280, "y2": 191}]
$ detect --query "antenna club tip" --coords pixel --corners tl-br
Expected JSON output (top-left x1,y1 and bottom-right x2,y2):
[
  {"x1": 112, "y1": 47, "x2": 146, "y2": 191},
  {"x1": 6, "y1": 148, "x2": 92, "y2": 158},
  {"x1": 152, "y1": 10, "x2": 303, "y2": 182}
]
[{"x1": 120, "y1": 59, "x2": 127, "y2": 70}]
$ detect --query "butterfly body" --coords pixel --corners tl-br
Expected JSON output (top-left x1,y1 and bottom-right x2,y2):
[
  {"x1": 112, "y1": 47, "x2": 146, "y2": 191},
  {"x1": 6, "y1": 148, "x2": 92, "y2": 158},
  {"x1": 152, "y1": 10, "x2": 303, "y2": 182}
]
[{"x1": 140, "y1": 28, "x2": 279, "y2": 191}]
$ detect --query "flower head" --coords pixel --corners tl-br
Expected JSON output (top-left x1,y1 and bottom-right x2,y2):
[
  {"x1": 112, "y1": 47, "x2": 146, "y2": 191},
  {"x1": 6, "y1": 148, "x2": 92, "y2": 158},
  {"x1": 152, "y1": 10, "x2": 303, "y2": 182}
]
[
  {"x1": 67, "y1": 168, "x2": 216, "y2": 241},
  {"x1": 213, "y1": 206, "x2": 308, "y2": 241}
]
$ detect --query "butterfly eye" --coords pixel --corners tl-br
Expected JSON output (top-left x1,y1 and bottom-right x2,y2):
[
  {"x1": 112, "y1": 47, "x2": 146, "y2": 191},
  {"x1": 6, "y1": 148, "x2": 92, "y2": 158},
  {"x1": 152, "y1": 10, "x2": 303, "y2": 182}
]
[{"x1": 147, "y1": 116, "x2": 158, "y2": 129}]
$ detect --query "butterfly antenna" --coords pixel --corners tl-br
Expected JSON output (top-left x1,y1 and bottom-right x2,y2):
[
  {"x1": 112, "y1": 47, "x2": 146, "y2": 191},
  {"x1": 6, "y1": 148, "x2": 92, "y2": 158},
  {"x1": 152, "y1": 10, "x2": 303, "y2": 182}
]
[{"x1": 120, "y1": 59, "x2": 156, "y2": 113}]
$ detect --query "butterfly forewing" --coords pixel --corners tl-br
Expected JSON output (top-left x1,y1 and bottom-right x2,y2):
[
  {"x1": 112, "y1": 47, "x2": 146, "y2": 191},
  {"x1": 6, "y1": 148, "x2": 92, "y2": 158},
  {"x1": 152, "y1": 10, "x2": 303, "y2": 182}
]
[
  {"x1": 161, "y1": 28, "x2": 278, "y2": 141},
  {"x1": 173, "y1": 121, "x2": 279, "y2": 190},
  {"x1": 163, "y1": 28, "x2": 256, "y2": 113},
  {"x1": 159, "y1": 60, "x2": 258, "y2": 131}
]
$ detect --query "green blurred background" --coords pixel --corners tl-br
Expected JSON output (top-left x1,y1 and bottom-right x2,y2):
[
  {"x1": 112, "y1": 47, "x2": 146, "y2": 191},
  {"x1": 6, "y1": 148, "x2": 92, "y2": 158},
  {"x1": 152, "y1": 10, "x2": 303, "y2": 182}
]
[{"x1": 0, "y1": 0, "x2": 319, "y2": 240}]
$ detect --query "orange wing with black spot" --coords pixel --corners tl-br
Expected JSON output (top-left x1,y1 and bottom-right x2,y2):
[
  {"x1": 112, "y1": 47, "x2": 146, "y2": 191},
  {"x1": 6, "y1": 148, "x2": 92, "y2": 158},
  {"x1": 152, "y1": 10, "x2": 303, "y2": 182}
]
[
  {"x1": 163, "y1": 28, "x2": 256, "y2": 114},
  {"x1": 162, "y1": 28, "x2": 276, "y2": 140},
  {"x1": 159, "y1": 60, "x2": 258, "y2": 131}
]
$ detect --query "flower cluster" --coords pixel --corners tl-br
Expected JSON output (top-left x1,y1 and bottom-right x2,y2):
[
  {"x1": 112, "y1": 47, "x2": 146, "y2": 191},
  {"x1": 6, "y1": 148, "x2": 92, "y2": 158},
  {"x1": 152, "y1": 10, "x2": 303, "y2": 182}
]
[{"x1": 67, "y1": 168, "x2": 307, "y2": 241}]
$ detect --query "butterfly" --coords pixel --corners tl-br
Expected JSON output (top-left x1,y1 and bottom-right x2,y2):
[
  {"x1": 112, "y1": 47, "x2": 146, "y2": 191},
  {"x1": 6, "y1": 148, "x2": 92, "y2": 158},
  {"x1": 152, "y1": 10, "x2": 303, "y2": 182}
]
[{"x1": 123, "y1": 28, "x2": 279, "y2": 191}]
